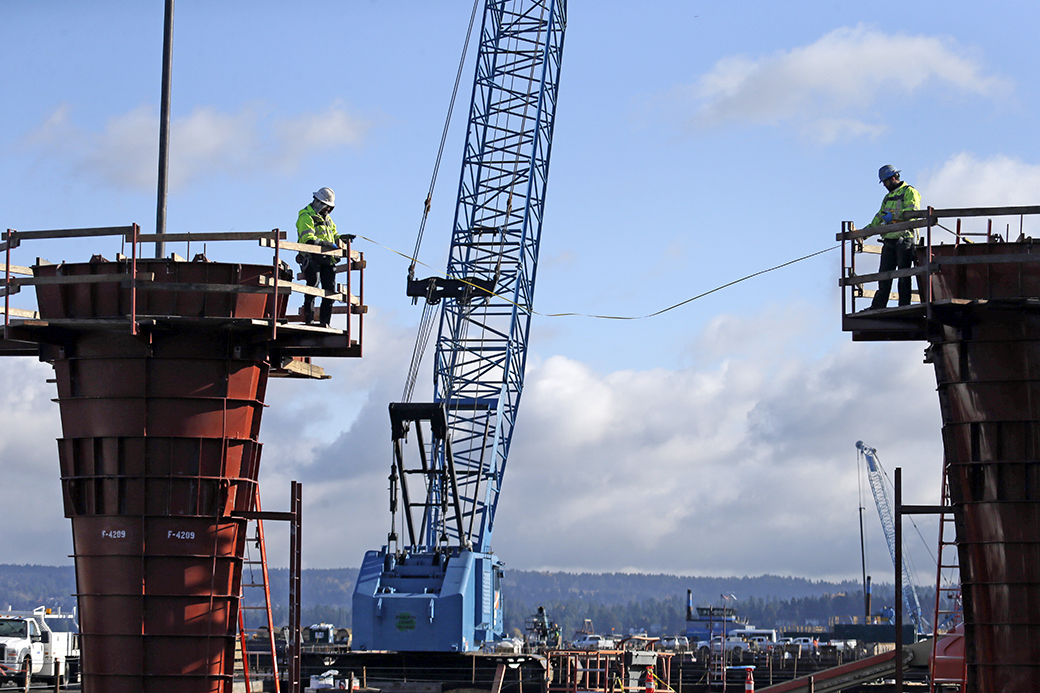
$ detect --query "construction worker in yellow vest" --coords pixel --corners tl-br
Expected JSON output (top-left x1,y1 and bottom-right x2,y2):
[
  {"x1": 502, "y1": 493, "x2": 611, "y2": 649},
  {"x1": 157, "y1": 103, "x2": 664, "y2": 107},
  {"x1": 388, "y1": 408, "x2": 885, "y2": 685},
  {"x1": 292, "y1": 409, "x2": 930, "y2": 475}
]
[
  {"x1": 863, "y1": 165, "x2": 921, "y2": 309},
  {"x1": 296, "y1": 186, "x2": 340, "y2": 326}
]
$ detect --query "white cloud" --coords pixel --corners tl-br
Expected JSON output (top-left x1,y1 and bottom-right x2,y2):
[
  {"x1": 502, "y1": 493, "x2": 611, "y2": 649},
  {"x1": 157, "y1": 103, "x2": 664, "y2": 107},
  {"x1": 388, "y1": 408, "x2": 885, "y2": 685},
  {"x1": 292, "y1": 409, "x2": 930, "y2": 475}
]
[
  {"x1": 496, "y1": 310, "x2": 943, "y2": 580},
  {"x1": 923, "y1": 153, "x2": 1040, "y2": 208},
  {"x1": 20, "y1": 102, "x2": 373, "y2": 192},
  {"x1": 0, "y1": 358, "x2": 71, "y2": 565},
  {"x1": 676, "y1": 26, "x2": 1009, "y2": 142},
  {"x1": 917, "y1": 154, "x2": 1040, "y2": 240},
  {"x1": 275, "y1": 101, "x2": 370, "y2": 168}
]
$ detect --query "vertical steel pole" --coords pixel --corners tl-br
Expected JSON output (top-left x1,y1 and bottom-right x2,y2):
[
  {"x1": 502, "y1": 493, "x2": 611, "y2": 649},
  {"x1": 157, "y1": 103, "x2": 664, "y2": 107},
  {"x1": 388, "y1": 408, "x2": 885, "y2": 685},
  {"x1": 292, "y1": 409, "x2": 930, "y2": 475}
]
[
  {"x1": 155, "y1": 0, "x2": 174, "y2": 258},
  {"x1": 895, "y1": 467, "x2": 903, "y2": 693},
  {"x1": 289, "y1": 481, "x2": 302, "y2": 693}
]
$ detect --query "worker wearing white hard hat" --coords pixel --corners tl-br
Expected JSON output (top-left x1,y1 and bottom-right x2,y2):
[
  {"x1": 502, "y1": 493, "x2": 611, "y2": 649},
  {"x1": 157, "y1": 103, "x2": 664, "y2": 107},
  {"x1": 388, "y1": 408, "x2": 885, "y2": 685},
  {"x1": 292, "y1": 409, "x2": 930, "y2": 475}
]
[{"x1": 296, "y1": 187, "x2": 340, "y2": 326}]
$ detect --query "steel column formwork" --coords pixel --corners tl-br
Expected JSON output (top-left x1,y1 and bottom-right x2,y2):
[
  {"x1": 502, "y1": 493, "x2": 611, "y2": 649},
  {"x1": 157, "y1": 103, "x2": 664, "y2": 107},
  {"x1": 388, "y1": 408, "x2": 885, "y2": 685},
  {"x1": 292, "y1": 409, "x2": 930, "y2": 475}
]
[
  {"x1": 31, "y1": 260, "x2": 278, "y2": 693},
  {"x1": 926, "y1": 245, "x2": 1040, "y2": 692},
  {"x1": 0, "y1": 224, "x2": 365, "y2": 690},
  {"x1": 842, "y1": 222, "x2": 1040, "y2": 693}
]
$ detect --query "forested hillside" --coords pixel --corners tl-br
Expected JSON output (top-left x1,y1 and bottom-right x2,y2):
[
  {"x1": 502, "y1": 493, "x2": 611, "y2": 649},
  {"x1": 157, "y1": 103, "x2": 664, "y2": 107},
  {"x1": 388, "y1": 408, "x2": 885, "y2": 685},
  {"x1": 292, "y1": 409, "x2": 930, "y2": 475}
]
[{"x1": 0, "y1": 564, "x2": 908, "y2": 637}]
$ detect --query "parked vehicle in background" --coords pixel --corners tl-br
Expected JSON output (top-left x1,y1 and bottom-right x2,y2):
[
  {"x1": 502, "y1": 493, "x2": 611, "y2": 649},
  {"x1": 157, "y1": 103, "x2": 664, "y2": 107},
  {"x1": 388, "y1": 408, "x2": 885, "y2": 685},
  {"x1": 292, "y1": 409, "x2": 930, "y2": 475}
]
[
  {"x1": 827, "y1": 638, "x2": 858, "y2": 651},
  {"x1": 0, "y1": 607, "x2": 79, "y2": 688},
  {"x1": 697, "y1": 636, "x2": 749, "y2": 658},
  {"x1": 747, "y1": 635, "x2": 775, "y2": 651},
  {"x1": 659, "y1": 635, "x2": 689, "y2": 652},
  {"x1": 731, "y1": 628, "x2": 778, "y2": 645},
  {"x1": 571, "y1": 634, "x2": 616, "y2": 650}
]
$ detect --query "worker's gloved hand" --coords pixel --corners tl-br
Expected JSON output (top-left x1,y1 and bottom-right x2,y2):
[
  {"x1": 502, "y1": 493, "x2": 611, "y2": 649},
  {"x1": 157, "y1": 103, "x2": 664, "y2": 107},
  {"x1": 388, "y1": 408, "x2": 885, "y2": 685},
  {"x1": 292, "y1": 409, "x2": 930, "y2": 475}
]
[
  {"x1": 882, "y1": 210, "x2": 893, "y2": 223},
  {"x1": 319, "y1": 240, "x2": 337, "y2": 250}
]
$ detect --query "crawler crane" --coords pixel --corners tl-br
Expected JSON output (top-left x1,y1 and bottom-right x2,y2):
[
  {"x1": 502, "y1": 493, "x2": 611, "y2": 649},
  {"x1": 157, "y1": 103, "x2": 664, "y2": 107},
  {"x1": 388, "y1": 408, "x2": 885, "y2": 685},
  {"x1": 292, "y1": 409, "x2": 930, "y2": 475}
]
[{"x1": 352, "y1": 0, "x2": 567, "y2": 652}]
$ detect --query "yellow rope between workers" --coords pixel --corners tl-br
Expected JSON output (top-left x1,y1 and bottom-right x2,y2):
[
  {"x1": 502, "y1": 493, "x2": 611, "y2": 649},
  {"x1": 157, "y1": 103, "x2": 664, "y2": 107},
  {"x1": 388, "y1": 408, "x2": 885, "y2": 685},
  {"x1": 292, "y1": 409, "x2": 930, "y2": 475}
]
[{"x1": 356, "y1": 233, "x2": 839, "y2": 321}]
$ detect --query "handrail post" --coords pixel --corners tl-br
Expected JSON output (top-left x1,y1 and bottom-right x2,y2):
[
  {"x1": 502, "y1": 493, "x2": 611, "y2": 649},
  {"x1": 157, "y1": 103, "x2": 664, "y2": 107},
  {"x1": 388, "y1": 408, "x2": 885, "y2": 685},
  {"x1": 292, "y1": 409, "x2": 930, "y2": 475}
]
[
  {"x1": 895, "y1": 467, "x2": 904, "y2": 693},
  {"x1": 130, "y1": 224, "x2": 139, "y2": 335},
  {"x1": 4, "y1": 229, "x2": 12, "y2": 332},
  {"x1": 345, "y1": 235, "x2": 353, "y2": 343},
  {"x1": 358, "y1": 248, "x2": 365, "y2": 354},
  {"x1": 840, "y1": 222, "x2": 848, "y2": 314},
  {"x1": 271, "y1": 228, "x2": 280, "y2": 341},
  {"x1": 926, "y1": 207, "x2": 934, "y2": 316}
]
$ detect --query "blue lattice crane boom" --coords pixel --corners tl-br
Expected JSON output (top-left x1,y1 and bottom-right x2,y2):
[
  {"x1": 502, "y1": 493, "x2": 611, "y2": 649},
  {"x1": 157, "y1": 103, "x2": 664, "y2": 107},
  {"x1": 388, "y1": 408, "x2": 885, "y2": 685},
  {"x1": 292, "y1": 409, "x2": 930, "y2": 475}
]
[
  {"x1": 352, "y1": 0, "x2": 566, "y2": 652},
  {"x1": 856, "y1": 441, "x2": 930, "y2": 635}
]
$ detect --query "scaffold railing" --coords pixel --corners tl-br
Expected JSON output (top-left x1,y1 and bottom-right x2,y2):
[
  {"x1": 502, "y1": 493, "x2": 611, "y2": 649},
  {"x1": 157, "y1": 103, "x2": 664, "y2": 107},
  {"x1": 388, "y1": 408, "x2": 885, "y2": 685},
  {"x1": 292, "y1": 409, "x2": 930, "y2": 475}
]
[
  {"x1": 838, "y1": 204, "x2": 1040, "y2": 317},
  {"x1": 2, "y1": 225, "x2": 365, "y2": 357}
]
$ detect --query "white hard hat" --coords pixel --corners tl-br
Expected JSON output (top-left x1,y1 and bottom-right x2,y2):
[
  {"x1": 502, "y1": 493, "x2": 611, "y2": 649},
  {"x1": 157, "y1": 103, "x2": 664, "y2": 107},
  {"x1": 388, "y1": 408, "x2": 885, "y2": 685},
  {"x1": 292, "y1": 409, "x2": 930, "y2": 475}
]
[{"x1": 313, "y1": 187, "x2": 336, "y2": 206}]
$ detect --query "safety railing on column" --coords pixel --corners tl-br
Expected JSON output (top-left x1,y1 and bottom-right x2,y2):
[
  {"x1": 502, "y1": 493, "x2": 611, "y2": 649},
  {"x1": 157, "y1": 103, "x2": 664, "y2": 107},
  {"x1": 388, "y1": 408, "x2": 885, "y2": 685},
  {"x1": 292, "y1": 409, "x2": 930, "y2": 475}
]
[
  {"x1": 838, "y1": 205, "x2": 1040, "y2": 316},
  {"x1": 1, "y1": 225, "x2": 365, "y2": 349}
]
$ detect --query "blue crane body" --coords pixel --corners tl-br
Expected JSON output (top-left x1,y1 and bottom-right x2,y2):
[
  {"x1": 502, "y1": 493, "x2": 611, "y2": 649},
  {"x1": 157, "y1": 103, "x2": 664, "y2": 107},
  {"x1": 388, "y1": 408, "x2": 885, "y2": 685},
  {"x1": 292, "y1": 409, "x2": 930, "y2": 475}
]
[{"x1": 352, "y1": 0, "x2": 566, "y2": 652}]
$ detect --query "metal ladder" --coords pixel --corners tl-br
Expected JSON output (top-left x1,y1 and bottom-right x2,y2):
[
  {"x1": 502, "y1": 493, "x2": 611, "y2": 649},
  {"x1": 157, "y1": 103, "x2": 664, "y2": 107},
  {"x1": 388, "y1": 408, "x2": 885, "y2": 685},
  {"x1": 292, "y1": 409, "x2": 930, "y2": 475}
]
[
  {"x1": 929, "y1": 456, "x2": 965, "y2": 692},
  {"x1": 237, "y1": 486, "x2": 282, "y2": 693}
]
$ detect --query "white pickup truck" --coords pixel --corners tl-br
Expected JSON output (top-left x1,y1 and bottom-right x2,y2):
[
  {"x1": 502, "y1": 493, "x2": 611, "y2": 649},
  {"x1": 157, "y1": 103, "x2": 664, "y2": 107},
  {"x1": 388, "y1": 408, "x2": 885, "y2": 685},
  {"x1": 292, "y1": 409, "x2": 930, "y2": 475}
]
[
  {"x1": 0, "y1": 607, "x2": 80, "y2": 688},
  {"x1": 571, "y1": 634, "x2": 616, "y2": 650},
  {"x1": 696, "y1": 636, "x2": 750, "y2": 658}
]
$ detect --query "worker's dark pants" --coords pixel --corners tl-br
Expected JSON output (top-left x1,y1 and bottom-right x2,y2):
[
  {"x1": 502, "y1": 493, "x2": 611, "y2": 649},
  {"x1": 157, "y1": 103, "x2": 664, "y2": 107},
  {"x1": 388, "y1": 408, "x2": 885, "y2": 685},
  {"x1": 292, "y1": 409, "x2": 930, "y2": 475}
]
[
  {"x1": 302, "y1": 261, "x2": 336, "y2": 325},
  {"x1": 871, "y1": 237, "x2": 915, "y2": 308}
]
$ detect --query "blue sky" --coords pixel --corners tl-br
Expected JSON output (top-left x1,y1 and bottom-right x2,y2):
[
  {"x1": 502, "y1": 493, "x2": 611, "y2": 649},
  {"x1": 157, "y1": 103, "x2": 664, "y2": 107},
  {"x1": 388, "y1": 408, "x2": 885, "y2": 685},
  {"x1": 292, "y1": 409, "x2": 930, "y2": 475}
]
[{"x1": 3, "y1": 1, "x2": 1039, "y2": 588}]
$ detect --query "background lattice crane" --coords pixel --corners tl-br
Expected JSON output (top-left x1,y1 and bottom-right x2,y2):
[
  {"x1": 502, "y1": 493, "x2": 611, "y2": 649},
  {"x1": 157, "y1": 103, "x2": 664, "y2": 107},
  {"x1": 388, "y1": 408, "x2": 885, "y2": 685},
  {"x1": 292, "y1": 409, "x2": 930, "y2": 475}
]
[{"x1": 856, "y1": 440, "x2": 930, "y2": 635}]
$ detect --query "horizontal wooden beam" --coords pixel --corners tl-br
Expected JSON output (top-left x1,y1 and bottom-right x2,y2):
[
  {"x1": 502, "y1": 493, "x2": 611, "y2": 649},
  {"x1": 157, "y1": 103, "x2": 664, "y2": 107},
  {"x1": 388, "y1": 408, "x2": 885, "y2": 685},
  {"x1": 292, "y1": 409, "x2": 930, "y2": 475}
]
[
  {"x1": 137, "y1": 230, "x2": 286, "y2": 243},
  {"x1": 261, "y1": 237, "x2": 361, "y2": 261},
  {"x1": 256, "y1": 275, "x2": 360, "y2": 304},
  {"x1": 859, "y1": 288, "x2": 920, "y2": 301},
  {"x1": 1, "y1": 306, "x2": 40, "y2": 319},
  {"x1": 840, "y1": 265, "x2": 927, "y2": 287},
  {"x1": 1, "y1": 263, "x2": 35, "y2": 276},
  {"x1": 930, "y1": 204, "x2": 1040, "y2": 219},
  {"x1": 8, "y1": 226, "x2": 135, "y2": 241},
  {"x1": 275, "y1": 358, "x2": 330, "y2": 380},
  {"x1": 837, "y1": 219, "x2": 929, "y2": 242}
]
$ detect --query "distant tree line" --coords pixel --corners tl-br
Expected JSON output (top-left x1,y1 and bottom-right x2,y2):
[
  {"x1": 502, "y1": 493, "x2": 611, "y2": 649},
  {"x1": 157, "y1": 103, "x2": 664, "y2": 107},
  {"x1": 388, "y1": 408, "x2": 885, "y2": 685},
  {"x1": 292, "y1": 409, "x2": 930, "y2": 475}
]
[{"x1": 0, "y1": 564, "x2": 919, "y2": 637}]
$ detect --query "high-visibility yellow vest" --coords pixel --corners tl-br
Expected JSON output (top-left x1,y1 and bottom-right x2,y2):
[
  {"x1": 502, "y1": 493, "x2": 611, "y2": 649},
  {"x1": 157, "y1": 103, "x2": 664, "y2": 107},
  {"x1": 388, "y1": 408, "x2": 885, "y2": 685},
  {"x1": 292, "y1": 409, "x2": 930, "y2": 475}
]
[
  {"x1": 865, "y1": 182, "x2": 921, "y2": 240},
  {"x1": 296, "y1": 204, "x2": 338, "y2": 245}
]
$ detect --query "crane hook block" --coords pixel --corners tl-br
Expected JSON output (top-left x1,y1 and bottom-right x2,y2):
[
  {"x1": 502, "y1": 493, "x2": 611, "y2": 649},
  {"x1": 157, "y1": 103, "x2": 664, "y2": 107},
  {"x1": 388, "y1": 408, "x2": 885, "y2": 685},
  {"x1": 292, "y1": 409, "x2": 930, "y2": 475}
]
[{"x1": 407, "y1": 276, "x2": 495, "y2": 305}]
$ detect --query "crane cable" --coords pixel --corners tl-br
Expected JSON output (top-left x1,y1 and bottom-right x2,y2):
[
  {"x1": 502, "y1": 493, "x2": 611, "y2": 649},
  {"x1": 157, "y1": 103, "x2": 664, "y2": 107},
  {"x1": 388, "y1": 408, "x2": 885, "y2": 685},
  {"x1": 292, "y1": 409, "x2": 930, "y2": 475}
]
[
  {"x1": 402, "y1": 0, "x2": 482, "y2": 405},
  {"x1": 359, "y1": 233, "x2": 839, "y2": 321}
]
